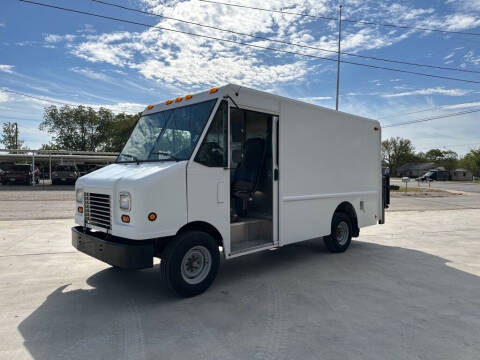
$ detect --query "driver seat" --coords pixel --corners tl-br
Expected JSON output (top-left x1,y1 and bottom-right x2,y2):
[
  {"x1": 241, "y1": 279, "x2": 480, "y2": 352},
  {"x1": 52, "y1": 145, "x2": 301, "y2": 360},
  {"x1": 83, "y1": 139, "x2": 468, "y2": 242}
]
[{"x1": 232, "y1": 137, "x2": 267, "y2": 216}]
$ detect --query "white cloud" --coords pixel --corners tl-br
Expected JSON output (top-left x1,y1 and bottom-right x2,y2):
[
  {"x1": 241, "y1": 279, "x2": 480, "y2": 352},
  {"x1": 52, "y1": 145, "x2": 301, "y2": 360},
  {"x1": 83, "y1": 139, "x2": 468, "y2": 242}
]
[
  {"x1": 382, "y1": 87, "x2": 470, "y2": 98},
  {"x1": 70, "y1": 67, "x2": 111, "y2": 81},
  {"x1": 77, "y1": 24, "x2": 96, "y2": 34},
  {"x1": 44, "y1": 34, "x2": 77, "y2": 43},
  {"x1": 0, "y1": 92, "x2": 9, "y2": 103},
  {"x1": 298, "y1": 96, "x2": 333, "y2": 103},
  {"x1": 0, "y1": 64, "x2": 14, "y2": 73}
]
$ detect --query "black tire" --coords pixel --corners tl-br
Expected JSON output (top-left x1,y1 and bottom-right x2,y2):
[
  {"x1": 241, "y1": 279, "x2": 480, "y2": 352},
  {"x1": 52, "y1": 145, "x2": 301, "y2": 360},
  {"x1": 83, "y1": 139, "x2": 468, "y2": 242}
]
[
  {"x1": 161, "y1": 231, "x2": 220, "y2": 297},
  {"x1": 324, "y1": 212, "x2": 352, "y2": 253}
]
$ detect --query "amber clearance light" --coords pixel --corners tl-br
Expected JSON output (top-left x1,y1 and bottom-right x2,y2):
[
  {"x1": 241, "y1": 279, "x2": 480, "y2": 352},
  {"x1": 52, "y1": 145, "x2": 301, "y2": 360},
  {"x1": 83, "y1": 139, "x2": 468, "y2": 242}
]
[
  {"x1": 148, "y1": 212, "x2": 157, "y2": 221},
  {"x1": 121, "y1": 215, "x2": 131, "y2": 223},
  {"x1": 146, "y1": 104, "x2": 154, "y2": 110},
  {"x1": 209, "y1": 87, "x2": 218, "y2": 94}
]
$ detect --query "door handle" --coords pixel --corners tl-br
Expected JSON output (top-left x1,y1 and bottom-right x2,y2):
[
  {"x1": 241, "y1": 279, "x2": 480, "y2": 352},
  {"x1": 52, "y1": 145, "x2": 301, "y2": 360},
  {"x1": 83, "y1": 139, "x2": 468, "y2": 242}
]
[{"x1": 274, "y1": 168, "x2": 279, "y2": 181}]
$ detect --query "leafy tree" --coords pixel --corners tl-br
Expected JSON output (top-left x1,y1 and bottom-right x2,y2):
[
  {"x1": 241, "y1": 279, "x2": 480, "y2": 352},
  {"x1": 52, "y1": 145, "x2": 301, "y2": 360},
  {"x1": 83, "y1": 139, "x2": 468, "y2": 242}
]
[
  {"x1": 423, "y1": 148, "x2": 458, "y2": 172},
  {"x1": 104, "y1": 112, "x2": 140, "y2": 152},
  {"x1": 382, "y1": 137, "x2": 417, "y2": 172},
  {"x1": 460, "y1": 148, "x2": 480, "y2": 176},
  {"x1": 40, "y1": 105, "x2": 113, "y2": 151},
  {"x1": 40, "y1": 105, "x2": 140, "y2": 152},
  {"x1": 0, "y1": 122, "x2": 24, "y2": 149},
  {"x1": 424, "y1": 148, "x2": 445, "y2": 162}
]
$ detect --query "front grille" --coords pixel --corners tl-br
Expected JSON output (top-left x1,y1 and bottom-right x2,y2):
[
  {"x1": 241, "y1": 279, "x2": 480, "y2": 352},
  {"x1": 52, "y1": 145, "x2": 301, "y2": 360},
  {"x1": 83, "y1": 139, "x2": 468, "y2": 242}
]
[{"x1": 84, "y1": 192, "x2": 111, "y2": 230}]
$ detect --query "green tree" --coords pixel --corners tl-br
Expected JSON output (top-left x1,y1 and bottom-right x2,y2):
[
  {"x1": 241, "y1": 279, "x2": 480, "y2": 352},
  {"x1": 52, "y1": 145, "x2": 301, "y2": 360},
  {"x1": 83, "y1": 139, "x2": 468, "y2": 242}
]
[
  {"x1": 0, "y1": 122, "x2": 24, "y2": 149},
  {"x1": 460, "y1": 148, "x2": 480, "y2": 176},
  {"x1": 382, "y1": 137, "x2": 417, "y2": 172},
  {"x1": 40, "y1": 105, "x2": 113, "y2": 151},
  {"x1": 424, "y1": 148, "x2": 458, "y2": 172},
  {"x1": 104, "y1": 112, "x2": 140, "y2": 152}
]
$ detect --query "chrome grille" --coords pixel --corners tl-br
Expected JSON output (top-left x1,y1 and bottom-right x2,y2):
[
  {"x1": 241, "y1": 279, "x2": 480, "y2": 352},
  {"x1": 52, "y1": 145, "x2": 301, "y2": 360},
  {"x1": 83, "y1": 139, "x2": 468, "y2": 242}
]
[{"x1": 84, "y1": 192, "x2": 111, "y2": 230}]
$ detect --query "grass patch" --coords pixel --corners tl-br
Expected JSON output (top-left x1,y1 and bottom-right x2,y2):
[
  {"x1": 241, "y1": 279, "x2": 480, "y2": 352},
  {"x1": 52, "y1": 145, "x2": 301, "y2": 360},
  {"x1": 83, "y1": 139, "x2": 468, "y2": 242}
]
[{"x1": 392, "y1": 186, "x2": 446, "y2": 193}]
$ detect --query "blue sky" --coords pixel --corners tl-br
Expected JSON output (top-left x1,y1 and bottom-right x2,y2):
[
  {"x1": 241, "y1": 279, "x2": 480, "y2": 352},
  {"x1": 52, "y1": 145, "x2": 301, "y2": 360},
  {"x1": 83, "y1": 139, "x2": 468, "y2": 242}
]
[{"x1": 1, "y1": 0, "x2": 480, "y2": 155}]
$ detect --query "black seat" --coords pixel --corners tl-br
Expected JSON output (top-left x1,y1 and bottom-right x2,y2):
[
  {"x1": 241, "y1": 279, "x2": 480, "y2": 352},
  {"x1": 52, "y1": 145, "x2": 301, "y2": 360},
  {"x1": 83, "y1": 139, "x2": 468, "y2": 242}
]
[{"x1": 232, "y1": 138, "x2": 267, "y2": 216}]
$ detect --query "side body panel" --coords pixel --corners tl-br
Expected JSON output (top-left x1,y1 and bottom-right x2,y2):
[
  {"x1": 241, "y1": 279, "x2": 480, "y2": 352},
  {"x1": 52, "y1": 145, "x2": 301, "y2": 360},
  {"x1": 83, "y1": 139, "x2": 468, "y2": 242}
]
[{"x1": 278, "y1": 99, "x2": 381, "y2": 246}]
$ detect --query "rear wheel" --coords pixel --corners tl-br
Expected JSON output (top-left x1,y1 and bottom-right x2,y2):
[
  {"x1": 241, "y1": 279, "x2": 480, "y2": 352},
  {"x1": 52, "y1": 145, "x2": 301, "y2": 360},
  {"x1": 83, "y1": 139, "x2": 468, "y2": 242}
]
[
  {"x1": 324, "y1": 212, "x2": 352, "y2": 253},
  {"x1": 161, "y1": 231, "x2": 220, "y2": 297}
]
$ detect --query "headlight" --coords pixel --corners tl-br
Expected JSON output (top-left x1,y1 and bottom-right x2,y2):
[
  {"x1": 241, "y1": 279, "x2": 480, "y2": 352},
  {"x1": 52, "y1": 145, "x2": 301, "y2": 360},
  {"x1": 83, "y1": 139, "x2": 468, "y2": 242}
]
[
  {"x1": 76, "y1": 189, "x2": 84, "y2": 203},
  {"x1": 119, "y1": 192, "x2": 131, "y2": 211}
]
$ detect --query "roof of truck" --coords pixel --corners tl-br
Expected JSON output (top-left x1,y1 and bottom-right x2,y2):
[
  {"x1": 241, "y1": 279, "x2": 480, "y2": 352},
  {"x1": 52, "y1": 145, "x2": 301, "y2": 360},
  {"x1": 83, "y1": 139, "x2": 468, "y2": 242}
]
[{"x1": 142, "y1": 83, "x2": 378, "y2": 126}]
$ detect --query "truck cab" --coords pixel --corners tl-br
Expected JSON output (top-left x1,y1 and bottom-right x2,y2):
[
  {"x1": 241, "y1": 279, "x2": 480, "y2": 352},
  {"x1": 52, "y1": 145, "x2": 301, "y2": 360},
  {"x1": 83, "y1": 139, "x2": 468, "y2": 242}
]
[{"x1": 73, "y1": 84, "x2": 386, "y2": 297}]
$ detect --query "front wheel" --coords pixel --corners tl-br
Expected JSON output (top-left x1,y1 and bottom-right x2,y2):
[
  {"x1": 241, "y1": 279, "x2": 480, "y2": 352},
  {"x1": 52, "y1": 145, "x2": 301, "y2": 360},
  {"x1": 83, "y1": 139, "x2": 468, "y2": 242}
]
[
  {"x1": 161, "y1": 231, "x2": 220, "y2": 297},
  {"x1": 324, "y1": 213, "x2": 352, "y2": 253}
]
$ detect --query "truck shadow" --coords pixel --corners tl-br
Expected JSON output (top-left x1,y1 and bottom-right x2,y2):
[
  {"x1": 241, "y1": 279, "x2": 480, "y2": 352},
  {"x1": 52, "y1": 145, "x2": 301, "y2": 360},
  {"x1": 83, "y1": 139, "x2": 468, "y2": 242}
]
[{"x1": 18, "y1": 240, "x2": 480, "y2": 360}]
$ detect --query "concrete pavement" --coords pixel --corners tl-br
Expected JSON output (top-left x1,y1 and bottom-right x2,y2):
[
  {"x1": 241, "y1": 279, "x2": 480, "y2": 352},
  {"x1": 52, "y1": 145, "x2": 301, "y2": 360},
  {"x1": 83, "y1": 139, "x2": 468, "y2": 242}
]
[{"x1": 1, "y1": 208, "x2": 480, "y2": 359}]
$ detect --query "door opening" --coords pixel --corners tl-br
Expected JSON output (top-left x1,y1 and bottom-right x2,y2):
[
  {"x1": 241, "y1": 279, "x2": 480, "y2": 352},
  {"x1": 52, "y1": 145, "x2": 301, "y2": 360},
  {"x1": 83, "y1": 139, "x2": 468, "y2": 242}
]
[{"x1": 229, "y1": 107, "x2": 275, "y2": 253}]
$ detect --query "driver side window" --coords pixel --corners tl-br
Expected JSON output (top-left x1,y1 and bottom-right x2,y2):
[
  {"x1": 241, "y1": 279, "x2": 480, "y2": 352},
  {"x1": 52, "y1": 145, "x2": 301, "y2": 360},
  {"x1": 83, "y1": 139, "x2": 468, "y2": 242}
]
[{"x1": 195, "y1": 100, "x2": 228, "y2": 167}]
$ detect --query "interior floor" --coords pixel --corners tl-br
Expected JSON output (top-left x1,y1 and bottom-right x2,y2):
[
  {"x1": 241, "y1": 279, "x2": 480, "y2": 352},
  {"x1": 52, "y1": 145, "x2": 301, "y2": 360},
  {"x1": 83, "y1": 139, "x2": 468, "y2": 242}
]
[{"x1": 230, "y1": 218, "x2": 273, "y2": 253}]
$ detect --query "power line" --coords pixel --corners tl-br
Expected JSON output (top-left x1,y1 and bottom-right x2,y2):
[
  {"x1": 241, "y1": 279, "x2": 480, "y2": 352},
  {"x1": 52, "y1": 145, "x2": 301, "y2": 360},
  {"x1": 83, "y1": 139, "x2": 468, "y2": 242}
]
[
  {"x1": 19, "y1": 0, "x2": 480, "y2": 85},
  {"x1": 199, "y1": 0, "x2": 480, "y2": 37},
  {"x1": 383, "y1": 108, "x2": 480, "y2": 127},
  {"x1": 378, "y1": 101, "x2": 480, "y2": 120},
  {"x1": 92, "y1": 0, "x2": 480, "y2": 75},
  {"x1": 1, "y1": 88, "x2": 73, "y2": 106},
  {"x1": 417, "y1": 141, "x2": 480, "y2": 151}
]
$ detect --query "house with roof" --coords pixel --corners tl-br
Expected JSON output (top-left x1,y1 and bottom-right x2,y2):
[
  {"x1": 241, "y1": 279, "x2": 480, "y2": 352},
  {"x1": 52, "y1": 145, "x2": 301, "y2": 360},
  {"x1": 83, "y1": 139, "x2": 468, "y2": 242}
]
[
  {"x1": 394, "y1": 162, "x2": 436, "y2": 178},
  {"x1": 451, "y1": 168, "x2": 474, "y2": 181}
]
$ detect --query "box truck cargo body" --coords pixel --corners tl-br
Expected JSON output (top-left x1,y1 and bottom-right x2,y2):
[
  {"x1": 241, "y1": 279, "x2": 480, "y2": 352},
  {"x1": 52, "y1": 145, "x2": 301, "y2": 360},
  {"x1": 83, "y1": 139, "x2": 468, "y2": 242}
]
[{"x1": 72, "y1": 84, "x2": 389, "y2": 297}]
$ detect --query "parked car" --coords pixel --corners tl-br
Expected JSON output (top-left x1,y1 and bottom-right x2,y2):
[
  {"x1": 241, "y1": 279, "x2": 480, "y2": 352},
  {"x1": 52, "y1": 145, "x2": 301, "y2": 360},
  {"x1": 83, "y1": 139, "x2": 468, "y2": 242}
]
[
  {"x1": 51, "y1": 165, "x2": 79, "y2": 185},
  {"x1": 417, "y1": 170, "x2": 449, "y2": 182},
  {"x1": 1, "y1": 164, "x2": 39, "y2": 185},
  {"x1": 76, "y1": 164, "x2": 90, "y2": 177}
]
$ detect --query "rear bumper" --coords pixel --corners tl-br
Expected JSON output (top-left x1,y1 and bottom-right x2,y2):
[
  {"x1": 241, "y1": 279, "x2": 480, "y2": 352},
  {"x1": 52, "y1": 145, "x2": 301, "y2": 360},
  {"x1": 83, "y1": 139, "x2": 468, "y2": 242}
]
[{"x1": 71, "y1": 226, "x2": 153, "y2": 269}]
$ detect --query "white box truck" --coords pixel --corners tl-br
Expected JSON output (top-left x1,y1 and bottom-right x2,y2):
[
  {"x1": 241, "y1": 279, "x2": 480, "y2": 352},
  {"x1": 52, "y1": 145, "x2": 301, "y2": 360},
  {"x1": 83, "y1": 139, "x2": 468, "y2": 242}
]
[{"x1": 73, "y1": 84, "x2": 390, "y2": 297}]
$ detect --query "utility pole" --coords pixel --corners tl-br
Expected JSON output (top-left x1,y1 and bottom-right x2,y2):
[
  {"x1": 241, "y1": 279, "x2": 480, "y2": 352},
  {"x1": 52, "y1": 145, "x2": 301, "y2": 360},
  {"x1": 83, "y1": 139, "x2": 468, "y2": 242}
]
[
  {"x1": 14, "y1": 122, "x2": 18, "y2": 150},
  {"x1": 335, "y1": 4, "x2": 343, "y2": 111}
]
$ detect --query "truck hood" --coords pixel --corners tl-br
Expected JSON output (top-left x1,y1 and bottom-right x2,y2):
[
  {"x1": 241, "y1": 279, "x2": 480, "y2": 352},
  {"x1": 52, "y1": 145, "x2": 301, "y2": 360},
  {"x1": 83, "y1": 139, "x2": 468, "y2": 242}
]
[{"x1": 76, "y1": 161, "x2": 185, "y2": 189}]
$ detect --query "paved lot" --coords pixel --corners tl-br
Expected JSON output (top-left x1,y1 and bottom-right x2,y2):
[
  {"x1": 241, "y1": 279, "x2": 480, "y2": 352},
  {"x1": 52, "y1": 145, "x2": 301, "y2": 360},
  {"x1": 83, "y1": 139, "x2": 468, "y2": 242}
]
[{"x1": 1, "y1": 188, "x2": 480, "y2": 359}]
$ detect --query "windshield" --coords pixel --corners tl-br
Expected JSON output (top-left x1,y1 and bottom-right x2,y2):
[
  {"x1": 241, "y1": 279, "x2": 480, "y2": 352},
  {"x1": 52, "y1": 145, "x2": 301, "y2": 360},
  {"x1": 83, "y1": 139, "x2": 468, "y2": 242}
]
[{"x1": 117, "y1": 99, "x2": 217, "y2": 163}]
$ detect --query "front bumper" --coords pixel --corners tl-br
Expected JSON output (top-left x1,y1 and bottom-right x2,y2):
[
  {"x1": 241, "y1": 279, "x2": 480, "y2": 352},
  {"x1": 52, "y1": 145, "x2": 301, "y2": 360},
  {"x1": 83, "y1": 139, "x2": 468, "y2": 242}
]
[{"x1": 71, "y1": 226, "x2": 153, "y2": 269}]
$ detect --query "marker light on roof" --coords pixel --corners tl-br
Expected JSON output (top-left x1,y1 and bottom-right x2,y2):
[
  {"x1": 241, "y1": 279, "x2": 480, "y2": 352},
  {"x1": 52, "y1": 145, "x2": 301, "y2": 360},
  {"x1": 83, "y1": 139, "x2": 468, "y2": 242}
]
[
  {"x1": 175, "y1": 97, "x2": 183, "y2": 103},
  {"x1": 185, "y1": 94, "x2": 193, "y2": 100},
  {"x1": 146, "y1": 104, "x2": 154, "y2": 110},
  {"x1": 165, "y1": 99, "x2": 173, "y2": 105},
  {"x1": 209, "y1": 87, "x2": 218, "y2": 94}
]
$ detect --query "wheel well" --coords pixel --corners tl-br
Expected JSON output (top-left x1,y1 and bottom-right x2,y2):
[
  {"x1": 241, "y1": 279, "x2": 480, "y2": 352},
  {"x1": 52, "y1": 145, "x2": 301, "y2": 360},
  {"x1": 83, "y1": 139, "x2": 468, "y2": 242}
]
[
  {"x1": 177, "y1": 221, "x2": 224, "y2": 247},
  {"x1": 334, "y1": 201, "x2": 359, "y2": 237}
]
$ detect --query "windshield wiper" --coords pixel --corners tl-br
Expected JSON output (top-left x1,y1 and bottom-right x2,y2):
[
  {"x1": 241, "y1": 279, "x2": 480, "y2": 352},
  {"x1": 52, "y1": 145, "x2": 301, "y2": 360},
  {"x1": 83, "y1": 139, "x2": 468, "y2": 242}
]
[
  {"x1": 152, "y1": 151, "x2": 181, "y2": 161},
  {"x1": 119, "y1": 153, "x2": 140, "y2": 164}
]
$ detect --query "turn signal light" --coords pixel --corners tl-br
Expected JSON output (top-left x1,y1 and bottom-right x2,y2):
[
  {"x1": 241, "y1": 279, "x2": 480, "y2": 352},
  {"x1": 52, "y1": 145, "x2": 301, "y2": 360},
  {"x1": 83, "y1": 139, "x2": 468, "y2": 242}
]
[
  {"x1": 209, "y1": 87, "x2": 218, "y2": 94},
  {"x1": 78, "y1": 206, "x2": 83, "y2": 214},
  {"x1": 121, "y1": 215, "x2": 131, "y2": 223},
  {"x1": 146, "y1": 104, "x2": 154, "y2": 110},
  {"x1": 165, "y1": 99, "x2": 173, "y2": 105},
  {"x1": 185, "y1": 94, "x2": 193, "y2": 100},
  {"x1": 175, "y1": 97, "x2": 183, "y2": 103},
  {"x1": 148, "y1": 212, "x2": 157, "y2": 221}
]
